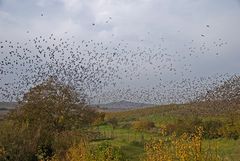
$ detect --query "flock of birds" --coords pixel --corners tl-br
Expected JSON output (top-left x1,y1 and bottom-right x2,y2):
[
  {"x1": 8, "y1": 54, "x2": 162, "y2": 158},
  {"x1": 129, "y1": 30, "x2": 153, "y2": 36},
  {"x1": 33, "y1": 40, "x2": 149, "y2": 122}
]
[
  {"x1": 0, "y1": 15, "x2": 239, "y2": 105},
  {"x1": 97, "y1": 73, "x2": 238, "y2": 104}
]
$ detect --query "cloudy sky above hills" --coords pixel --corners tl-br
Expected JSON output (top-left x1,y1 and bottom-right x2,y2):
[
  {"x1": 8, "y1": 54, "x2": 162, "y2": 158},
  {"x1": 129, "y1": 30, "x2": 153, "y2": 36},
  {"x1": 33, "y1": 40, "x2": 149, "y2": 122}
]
[{"x1": 0, "y1": 0, "x2": 240, "y2": 103}]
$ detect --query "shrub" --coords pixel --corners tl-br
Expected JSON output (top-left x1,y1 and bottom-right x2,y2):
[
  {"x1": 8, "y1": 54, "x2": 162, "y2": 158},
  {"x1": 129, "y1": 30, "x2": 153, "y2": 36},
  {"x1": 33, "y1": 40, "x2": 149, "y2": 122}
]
[
  {"x1": 165, "y1": 123, "x2": 178, "y2": 135},
  {"x1": 0, "y1": 146, "x2": 7, "y2": 160},
  {"x1": 144, "y1": 127, "x2": 227, "y2": 161},
  {"x1": 164, "y1": 118, "x2": 229, "y2": 139},
  {"x1": 106, "y1": 117, "x2": 118, "y2": 129},
  {"x1": 203, "y1": 120, "x2": 223, "y2": 139},
  {"x1": 52, "y1": 142, "x2": 126, "y2": 161},
  {"x1": 90, "y1": 142, "x2": 126, "y2": 161},
  {"x1": 132, "y1": 120, "x2": 155, "y2": 131},
  {"x1": 220, "y1": 125, "x2": 239, "y2": 140},
  {"x1": 45, "y1": 141, "x2": 90, "y2": 161},
  {"x1": 0, "y1": 120, "x2": 39, "y2": 161},
  {"x1": 36, "y1": 143, "x2": 54, "y2": 161},
  {"x1": 65, "y1": 141, "x2": 90, "y2": 161},
  {"x1": 92, "y1": 112, "x2": 105, "y2": 126},
  {"x1": 166, "y1": 118, "x2": 201, "y2": 136}
]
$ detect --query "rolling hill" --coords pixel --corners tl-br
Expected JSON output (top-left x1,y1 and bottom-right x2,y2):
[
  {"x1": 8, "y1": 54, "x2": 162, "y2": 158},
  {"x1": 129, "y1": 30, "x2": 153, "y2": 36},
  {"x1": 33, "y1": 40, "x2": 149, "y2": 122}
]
[{"x1": 97, "y1": 100, "x2": 154, "y2": 110}]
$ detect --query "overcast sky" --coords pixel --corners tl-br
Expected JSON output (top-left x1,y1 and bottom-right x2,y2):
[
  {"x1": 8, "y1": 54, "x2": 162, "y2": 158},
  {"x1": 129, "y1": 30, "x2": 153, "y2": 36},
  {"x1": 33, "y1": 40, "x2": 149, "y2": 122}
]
[
  {"x1": 1, "y1": 0, "x2": 239, "y2": 68},
  {"x1": 0, "y1": 0, "x2": 240, "y2": 103}
]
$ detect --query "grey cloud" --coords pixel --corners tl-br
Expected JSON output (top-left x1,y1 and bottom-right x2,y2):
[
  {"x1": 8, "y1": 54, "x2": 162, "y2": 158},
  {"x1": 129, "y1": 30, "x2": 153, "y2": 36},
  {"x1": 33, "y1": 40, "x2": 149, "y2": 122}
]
[{"x1": 0, "y1": 0, "x2": 240, "y2": 91}]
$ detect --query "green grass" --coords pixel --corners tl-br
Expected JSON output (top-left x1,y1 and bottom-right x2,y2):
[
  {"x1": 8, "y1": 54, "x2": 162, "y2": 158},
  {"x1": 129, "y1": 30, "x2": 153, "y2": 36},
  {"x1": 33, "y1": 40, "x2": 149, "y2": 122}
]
[
  {"x1": 202, "y1": 139, "x2": 240, "y2": 160},
  {"x1": 120, "y1": 142, "x2": 144, "y2": 161},
  {"x1": 232, "y1": 139, "x2": 240, "y2": 160},
  {"x1": 91, "y1": 139, "x2": 144, "y2": 161},
  {"x1": 94, "y1": 104, "x2": 240, "y2": 160},
  {"x1": 90, "y1": 123, "x2": 240, "y2": 160},
  {"x1": 97, "y1": 125, "x2": 154, "y2": 142},
  {"x1": 91, "y1": 125, "x2": 150, "y2": 160}
]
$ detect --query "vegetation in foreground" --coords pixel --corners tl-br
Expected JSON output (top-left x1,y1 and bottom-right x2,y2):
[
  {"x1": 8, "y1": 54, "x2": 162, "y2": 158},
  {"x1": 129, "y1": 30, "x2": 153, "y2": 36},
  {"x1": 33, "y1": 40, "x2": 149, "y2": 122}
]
[{"x1": 0, "y1": 78, "x2": 240, "y2": 161}]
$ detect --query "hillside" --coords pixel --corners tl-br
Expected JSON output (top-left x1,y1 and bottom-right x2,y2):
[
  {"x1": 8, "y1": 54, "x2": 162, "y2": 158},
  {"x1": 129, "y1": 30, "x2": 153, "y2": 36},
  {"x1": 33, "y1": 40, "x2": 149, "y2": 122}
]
[
  {"x1": 0, "y1": 102, "x2": 17, "y2": 110},
  {"x1": 105, "y1": 102, "x2": 240, "y2": 122},
  {"x1": 98, "y1": 100, "x2": 153, "y2": 110},
  {"x1": 0, "y1": 102, "x2": 17, "y2": 119}
]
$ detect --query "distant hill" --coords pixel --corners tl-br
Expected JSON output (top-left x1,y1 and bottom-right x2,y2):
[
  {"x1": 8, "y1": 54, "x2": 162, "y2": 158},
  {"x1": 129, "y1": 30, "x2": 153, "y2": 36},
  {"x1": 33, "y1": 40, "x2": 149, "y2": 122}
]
[
  {"x1": 0, "y1": 102, "x2": 17, "y2": 119},
  {"x1": 97, "y1": 100, "x2": 153, "y2": 110},
  {"x1": 0, "y1": 102, "x2": 17, "y2": 110}
]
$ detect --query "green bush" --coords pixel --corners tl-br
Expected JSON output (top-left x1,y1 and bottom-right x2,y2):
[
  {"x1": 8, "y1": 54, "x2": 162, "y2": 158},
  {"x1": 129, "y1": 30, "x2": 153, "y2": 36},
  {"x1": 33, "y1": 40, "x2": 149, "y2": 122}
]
[
  {"x1": 165, "y1": 123, "x2": 178, "y2": 135},
  {"x1": 164, "y1": 118, "x2": 233, "y2": 139},
  {"x1": 132, "y1": 120, "x2": 155, "y2": 131},
  {"x1": 106, "y1": 117, "x2": 118, "y2": 129},
  {"x1": 90, "y1": 142, "x2": 126, "y2": 161},
  {"x1": 166, "y1": 117, "x2": 203, "y2": 136},
  {"x1": 202, "y1": 120, "x2": 223, "y2": 139},
  {"x1": 220, "y1": 125, "x2": 239, "y2": 140},
  {"x1": 0, "y1": 120, "x2": 39, "y2": 161}
]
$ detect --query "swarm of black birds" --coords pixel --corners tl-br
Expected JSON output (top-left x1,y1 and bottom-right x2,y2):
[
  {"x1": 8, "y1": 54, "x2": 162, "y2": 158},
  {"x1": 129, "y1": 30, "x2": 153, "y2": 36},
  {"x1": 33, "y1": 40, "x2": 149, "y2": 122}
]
[{"x1": 0, "y1": 27, "x2": 237, "y2": 105}]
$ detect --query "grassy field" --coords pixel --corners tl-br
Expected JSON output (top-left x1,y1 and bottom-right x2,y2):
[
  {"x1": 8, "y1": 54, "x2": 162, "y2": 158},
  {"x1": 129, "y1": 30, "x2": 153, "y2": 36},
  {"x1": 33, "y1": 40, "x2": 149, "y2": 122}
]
[
  {"x1": 90, "y1": 126, "x2": 240, "y2": 161},
  {"x1": 89, "y1": 103, "x2": 240, "y2": 161},
  {"x1": 1, "y1": 101, "x2": 240, "y2": 160}
]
